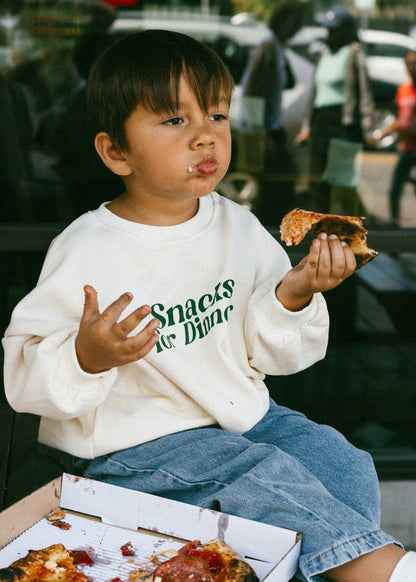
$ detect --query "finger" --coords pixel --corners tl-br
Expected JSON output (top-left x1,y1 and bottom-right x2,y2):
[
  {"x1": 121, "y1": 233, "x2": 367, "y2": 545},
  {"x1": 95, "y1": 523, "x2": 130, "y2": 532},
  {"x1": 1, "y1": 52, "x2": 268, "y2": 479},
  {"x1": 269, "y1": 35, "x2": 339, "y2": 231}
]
[
  {"x1": 305, "y1": 235, "x2": 321, "y2": 274},
  {"x1": 116, "y1": 304, "x2": 155, "y2": 338},
  {"x1": 100, "y1": 291, "x2": 134, "y2": 325},
  {"x1": 81, "y1": 285, "x2": 100, "y2": 322},
  {"x1": 314, "y1": 233, "x2": 332, "y2": 276},
  {"x1": 341, "y1": 241, "x2": 357, "y2": 275},
  {"x1": 133, "y1": 330, "x2": 160, "y2": 360},
  {"x1": 328, "y1": 235, "x2": 348, "y2": 278},
  {"x1": 328, "y1": 235, "x2": 357, "y2": 277},
  {"x1": 121, "y1": 319, "x2": 160, "y2": 359}
]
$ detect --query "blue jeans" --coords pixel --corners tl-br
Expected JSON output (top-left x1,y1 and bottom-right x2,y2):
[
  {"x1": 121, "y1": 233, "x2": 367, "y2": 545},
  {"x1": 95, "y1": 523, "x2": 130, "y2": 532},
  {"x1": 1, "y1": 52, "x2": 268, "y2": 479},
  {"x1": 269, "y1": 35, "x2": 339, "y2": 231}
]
[{"x1": 82, "y1": 399, "x2": 400, "y2": 581}]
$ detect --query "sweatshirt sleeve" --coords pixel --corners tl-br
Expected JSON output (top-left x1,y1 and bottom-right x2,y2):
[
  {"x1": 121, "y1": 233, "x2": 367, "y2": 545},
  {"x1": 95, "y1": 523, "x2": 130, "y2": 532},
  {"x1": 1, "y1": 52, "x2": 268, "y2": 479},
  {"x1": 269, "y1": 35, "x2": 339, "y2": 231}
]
[
  {"x1": 2, "y1": 224, "x2": 118, "y2": 420},
  {"x1": 244, "y1": 277, "x2": 329, "y2": 376},
  {"x1": 3, "y1": 328, "x2": 117, "y2": 420}
]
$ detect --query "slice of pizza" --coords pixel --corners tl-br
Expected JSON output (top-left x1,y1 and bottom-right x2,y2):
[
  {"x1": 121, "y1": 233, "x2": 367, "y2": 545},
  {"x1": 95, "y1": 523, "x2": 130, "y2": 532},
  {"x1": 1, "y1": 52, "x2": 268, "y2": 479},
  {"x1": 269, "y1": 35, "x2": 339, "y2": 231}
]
[
  {"x1": 0, "y1": 544, "x2": 93, "y2": 582},
  {"x1": 152, "y1": 539, "x2": 259, "y2": 582},
  {"x1": 280, "y1": 208, "x2": 378, "y2": 269}
]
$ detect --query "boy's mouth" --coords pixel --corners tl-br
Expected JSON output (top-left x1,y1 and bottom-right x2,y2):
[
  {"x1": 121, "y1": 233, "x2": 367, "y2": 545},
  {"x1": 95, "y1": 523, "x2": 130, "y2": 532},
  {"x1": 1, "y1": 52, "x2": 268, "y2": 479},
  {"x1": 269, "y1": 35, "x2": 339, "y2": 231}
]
[{"x1": 188, "y1": 157, "x2": 217, "y2": 176}]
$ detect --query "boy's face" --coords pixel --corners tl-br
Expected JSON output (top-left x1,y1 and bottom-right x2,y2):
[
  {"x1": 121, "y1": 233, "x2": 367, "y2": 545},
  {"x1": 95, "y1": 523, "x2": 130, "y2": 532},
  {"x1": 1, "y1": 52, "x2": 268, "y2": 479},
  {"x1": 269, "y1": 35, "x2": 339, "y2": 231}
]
[{"x1": 120, "y1": 75, "x2": 232, "y2": 210}]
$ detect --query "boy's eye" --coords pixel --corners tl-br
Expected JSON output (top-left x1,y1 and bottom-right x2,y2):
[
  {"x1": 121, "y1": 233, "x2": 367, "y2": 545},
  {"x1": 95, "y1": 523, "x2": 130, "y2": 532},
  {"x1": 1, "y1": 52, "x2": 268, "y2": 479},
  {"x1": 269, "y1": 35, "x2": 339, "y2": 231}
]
[
  {"x1": 209, "y1": 113, "x2": 228, "y2": 122},
  {"x1": 161, "y1": 113, "x2": 228, "y2": 125},
  {"x1": 162, "y1": 117, "x2": 183, "y2": 126}
]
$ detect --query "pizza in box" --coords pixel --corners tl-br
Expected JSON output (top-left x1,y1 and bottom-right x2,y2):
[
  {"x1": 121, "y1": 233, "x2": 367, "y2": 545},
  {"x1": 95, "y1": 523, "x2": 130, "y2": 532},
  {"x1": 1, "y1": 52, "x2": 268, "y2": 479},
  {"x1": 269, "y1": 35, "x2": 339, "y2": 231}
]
[{"x1": 0, "y1": 539, "x2": 259, "y2": 582}]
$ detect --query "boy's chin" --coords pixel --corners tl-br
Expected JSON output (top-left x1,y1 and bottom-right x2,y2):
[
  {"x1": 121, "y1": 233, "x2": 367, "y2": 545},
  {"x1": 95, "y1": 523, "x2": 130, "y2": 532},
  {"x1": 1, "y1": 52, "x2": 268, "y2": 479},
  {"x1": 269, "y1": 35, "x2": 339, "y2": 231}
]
[
  {"x1": 189, "y1": 181, "x2": 220, "y2": 199},
  {"x1": 190, "y1": 190, "x2": 214, "y2": 200}
]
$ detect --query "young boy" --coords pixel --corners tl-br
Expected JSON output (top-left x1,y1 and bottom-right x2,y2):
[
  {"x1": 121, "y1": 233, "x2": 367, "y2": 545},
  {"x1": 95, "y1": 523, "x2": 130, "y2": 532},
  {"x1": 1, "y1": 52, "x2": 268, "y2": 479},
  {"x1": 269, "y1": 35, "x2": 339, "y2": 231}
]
[
  {"x1": 2, "y1": 30, "x2": 415, "y2": 582},
  {"x1": 368, "y1": 49, "x2": 416, "y2": 223}
]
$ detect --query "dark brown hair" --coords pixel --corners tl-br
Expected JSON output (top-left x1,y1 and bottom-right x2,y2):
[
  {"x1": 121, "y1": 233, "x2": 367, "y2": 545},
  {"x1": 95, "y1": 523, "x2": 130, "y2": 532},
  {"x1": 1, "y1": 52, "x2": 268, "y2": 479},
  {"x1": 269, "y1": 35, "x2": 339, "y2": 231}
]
[
  {"x1": 86, "y1": 29, "x2": 235, "y2": 151},
  {"x1": 269, "y1": 0, "x2": 311, "y2": 41}
]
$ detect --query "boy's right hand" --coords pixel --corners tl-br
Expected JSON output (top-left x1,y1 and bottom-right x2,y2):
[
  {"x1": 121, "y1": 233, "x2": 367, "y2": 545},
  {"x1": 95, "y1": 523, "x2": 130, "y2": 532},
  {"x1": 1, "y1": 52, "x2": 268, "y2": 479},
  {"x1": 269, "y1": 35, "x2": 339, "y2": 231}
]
[{"x1": 75, "y1": 285, "x2": 160, "y2": 374}]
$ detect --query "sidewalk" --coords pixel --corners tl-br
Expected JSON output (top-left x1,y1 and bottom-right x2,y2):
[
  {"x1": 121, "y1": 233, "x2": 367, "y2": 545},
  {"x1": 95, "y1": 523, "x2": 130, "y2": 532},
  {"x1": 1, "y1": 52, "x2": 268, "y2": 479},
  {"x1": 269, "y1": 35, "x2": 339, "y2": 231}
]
[
  {"x1": 358, "y1": 151, "x2": 416, "y2": 228},
  {"x1": 381, "y1": 481, "x2": 416, "y2": 549}
]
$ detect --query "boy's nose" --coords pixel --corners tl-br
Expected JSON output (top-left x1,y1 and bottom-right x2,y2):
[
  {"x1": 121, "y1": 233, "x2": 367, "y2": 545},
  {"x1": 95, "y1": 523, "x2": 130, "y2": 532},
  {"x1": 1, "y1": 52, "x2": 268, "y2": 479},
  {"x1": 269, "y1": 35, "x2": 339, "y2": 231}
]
[{"x1": 191, "y1": 123, "x2": 215, "y2": 149}]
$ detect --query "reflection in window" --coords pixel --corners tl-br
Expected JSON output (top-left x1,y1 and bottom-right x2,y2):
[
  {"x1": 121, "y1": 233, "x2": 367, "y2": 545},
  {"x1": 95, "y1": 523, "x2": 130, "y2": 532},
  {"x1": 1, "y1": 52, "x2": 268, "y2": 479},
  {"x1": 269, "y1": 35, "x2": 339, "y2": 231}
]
[{"x1": 0, "y1": 3, "x2": 415, "y2": 480}]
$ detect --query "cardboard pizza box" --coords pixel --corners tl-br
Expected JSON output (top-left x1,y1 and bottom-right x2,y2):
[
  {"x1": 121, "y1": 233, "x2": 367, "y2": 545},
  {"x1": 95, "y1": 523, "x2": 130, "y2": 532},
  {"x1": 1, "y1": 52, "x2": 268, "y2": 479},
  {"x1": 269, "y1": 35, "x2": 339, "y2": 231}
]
[{"x1": 0, "y1": 473, "x2": 301, "y2": 581}]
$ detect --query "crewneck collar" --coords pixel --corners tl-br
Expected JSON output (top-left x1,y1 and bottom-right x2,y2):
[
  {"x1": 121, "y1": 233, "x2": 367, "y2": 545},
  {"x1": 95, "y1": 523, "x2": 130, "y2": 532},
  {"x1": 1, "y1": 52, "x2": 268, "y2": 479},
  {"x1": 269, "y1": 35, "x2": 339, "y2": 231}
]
[{"x1": 92, "y1": 193, "x2": 215, "y2": 246}]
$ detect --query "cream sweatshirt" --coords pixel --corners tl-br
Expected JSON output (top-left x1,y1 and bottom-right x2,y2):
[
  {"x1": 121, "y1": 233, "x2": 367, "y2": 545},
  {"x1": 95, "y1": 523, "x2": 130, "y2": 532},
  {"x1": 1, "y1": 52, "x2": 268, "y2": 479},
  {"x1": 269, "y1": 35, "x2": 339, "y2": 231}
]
[{"x1": 3, "y1": 193, "x2": 329, "y2": 458}]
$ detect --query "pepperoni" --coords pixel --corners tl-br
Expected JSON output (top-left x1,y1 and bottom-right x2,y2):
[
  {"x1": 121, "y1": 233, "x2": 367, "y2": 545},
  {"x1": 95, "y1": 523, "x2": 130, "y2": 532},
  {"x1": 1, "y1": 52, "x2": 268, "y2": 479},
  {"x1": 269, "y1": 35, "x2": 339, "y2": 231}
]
[
  {"x1": 153, "y1": 554, "x2": 214, "y2": 582},
  {"x1": 188, "y1": 549, "x2": 222, "y2": 572},
  {"x1": 69, "y1": 550, "x2": 94, "y2": 566},
  {"x1": 153, "y1": 541, "x2": 224, "y2": 582},
  {"x1": 120, "y1": 542, "x2": 135, "y2": 557}
]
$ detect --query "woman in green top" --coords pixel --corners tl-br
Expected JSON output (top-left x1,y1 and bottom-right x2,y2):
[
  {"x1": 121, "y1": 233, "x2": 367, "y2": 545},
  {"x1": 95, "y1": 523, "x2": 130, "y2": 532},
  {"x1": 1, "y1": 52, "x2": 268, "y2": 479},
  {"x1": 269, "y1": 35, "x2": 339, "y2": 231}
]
[{"x1": 296, "y1": 5, "x2": 374, "y2": 213}]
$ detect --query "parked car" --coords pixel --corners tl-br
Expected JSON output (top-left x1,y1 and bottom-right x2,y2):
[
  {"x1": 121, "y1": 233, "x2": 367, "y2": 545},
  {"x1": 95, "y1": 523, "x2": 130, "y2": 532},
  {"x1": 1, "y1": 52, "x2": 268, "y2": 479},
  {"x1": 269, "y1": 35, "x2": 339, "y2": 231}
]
[
  {"x1": 112, "y1": 13, "x2": 416, "y2": 152},
  {"x1": 110, "y1": 11, "x2": 271, "y2": 88},
  {"x1": 289, "y1": 26, "x2": 416, "y2": 80}
]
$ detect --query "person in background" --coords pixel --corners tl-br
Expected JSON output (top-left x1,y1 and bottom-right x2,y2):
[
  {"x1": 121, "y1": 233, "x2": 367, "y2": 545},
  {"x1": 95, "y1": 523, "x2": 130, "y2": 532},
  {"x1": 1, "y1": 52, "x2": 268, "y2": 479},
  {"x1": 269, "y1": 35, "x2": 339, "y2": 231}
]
[
  {"x1": 368, "y1": 49, "x2": 416, "y2": 224},
  {"x1": 3, "y1": 29, "x2": 416, "y2": 582},
  {"x1": 296, "y1": 5, "x2": 374, "y2": 213},
  {"x1": 240, "y1": 0, "x2": 311, "y2": 224},
  {"x1": 51, "y1": 29, "x2": 125, "y2": 219}
]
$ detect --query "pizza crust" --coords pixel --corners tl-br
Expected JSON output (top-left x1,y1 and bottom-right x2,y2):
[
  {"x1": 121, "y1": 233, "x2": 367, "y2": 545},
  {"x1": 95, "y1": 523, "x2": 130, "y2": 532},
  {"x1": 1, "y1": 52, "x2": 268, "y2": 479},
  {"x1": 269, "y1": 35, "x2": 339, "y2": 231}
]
[
  {"x1": 152, "y1": 539, "x2": 258, "y2": 582},
  {"x1": 0, "y1": 545, "x2": 92, "y2": 582},
  {"x1": 0, "y1": 567, "x2": 31, "y2": 581},
  {"x1": 280, "y1": 208, "x2": 378, "y2": 269},
  {"x1": 203, "y1": 539, "x2": 258, "y2": 582}
]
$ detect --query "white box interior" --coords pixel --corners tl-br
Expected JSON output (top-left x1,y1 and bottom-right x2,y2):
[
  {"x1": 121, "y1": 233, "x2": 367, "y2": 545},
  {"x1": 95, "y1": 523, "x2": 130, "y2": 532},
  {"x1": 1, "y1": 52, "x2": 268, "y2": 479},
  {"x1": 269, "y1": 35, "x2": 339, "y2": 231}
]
[{"x1": 0, "y1": 473, "x2": 301, "y2": 582}]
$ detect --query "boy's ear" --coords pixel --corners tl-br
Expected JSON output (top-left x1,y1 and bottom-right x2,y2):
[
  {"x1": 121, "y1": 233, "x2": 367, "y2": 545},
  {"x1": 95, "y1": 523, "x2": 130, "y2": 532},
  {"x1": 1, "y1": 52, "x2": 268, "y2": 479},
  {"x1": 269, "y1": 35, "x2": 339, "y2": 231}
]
[{"x1": 94, "y1": 132, "x2": 132, "y2": 176}]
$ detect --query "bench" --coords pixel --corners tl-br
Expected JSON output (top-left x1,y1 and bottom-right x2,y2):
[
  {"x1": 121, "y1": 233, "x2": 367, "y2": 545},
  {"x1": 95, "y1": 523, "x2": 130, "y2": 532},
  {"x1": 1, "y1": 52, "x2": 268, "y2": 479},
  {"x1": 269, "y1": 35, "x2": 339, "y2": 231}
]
[{"x1": 354, "y1": 252, "x2": 416, "y2": 336}]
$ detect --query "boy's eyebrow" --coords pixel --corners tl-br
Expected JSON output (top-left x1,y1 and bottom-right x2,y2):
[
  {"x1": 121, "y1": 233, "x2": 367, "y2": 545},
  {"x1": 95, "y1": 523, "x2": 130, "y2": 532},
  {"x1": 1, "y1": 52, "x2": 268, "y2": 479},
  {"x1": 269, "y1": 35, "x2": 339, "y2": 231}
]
[{"x1": 173, "y1": 96, "x2": 231, "y2": 112}]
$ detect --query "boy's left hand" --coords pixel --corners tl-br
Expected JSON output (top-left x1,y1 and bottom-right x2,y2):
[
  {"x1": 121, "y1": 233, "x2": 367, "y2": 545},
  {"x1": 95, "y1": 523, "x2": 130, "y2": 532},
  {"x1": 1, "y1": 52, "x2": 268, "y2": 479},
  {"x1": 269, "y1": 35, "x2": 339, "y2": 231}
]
[{"x1": 276, "y1": 233, "x2": 356, "y2": 311}]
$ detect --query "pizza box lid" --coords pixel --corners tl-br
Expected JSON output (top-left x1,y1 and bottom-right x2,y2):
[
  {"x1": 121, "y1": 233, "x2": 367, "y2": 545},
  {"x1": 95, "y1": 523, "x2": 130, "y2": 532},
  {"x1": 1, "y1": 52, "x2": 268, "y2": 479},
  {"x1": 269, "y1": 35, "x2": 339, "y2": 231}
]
[{"x1": 0, "y1": 473, "x2": 302, "y2": 581}]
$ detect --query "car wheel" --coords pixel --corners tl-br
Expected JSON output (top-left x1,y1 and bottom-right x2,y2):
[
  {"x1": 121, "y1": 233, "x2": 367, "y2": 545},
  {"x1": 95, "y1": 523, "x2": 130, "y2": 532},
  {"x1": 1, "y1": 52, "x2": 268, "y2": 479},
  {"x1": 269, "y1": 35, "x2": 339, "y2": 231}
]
[{"x1": 216, "y1": 172, "x2": 258, "y2": 210}]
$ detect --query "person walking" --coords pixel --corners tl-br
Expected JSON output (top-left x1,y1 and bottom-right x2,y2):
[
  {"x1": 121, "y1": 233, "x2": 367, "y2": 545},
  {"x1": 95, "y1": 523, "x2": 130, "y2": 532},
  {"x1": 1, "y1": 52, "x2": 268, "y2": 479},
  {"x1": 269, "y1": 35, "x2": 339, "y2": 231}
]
[
  {"x1": 296, "y1": 5, "x2": 374, "y2": 213},
  {"x1": 241, "y1": 0, "x2": 310, "y2": 224},
  {"x1": 368, "y1": 49, "x2": 416, "y2": 223}
]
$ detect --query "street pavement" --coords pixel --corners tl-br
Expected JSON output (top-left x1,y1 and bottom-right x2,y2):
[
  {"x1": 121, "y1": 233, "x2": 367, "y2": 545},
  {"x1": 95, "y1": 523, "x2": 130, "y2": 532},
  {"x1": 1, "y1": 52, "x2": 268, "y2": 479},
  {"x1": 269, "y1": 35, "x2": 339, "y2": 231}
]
[{"x1": 358, "y1": 151, "x2": 416, "y2": 228}]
